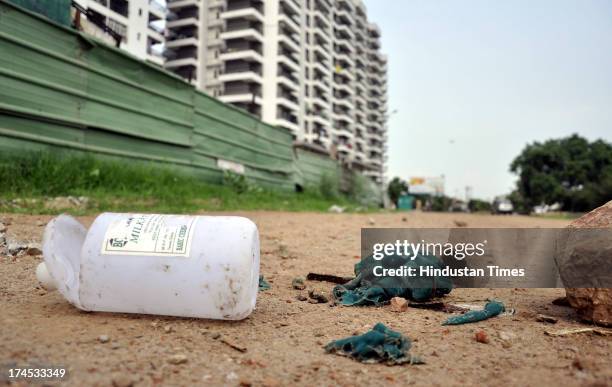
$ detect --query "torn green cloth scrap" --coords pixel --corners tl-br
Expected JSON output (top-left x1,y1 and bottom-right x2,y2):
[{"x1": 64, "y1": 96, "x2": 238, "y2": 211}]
[
  {"x1": 325, "y1": 323, "x2": 424, "y2": 365},
  {"x1": 442, "y1": 300, "x2": 505, "y2": 325},
  {"x1": 333, "y1": 254, "x2": 453, "y2": 306},
  {"x1": 258, "y1": 275, "x2": 270, "y2": 291}
]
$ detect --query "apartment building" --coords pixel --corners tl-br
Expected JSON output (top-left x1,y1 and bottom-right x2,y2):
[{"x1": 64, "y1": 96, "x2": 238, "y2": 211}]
[
  {"x1": 165, "y1": 0, "x2": 387, "y2": 184},
  {"x1": 74, "y1": 0, "x2": 166, "y2": 65}
]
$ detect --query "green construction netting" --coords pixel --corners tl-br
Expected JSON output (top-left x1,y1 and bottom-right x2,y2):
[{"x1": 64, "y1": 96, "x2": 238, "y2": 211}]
[
  {"x1": 333, "y1": 254, "x2": 453, "y2": 306},
  {"x1": 325, "y1": 323, "x2": 423, "y2": 365},
  {"x1": 8, "y1": 0, "x2": 71, "y2": 26}
]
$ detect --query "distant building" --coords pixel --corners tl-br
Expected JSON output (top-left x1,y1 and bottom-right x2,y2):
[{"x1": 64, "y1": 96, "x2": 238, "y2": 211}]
[
  {"x1": 73, "y1": 0, "x2": 166, "y2": 65},
  {"x1": 164, "y1": 0, "x2": 388, "y2": 184}
]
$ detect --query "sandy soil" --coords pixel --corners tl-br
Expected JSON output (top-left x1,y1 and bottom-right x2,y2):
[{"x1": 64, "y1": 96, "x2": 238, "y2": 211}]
[{"x1": 0, "y1": 211, "x2": 610, "y2": 387}]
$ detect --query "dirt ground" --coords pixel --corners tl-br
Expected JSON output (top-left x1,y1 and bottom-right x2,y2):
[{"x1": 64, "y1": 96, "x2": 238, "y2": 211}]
[{"x1": 1, "y1": 211, "x2": 610, "y2": 387}]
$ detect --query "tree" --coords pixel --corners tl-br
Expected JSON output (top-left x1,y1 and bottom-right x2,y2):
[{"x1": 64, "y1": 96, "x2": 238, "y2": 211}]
[
  {"x1": 387, "y1": 177, "x2": 408, "y2": 207},
  {"x1": 510, "y1": 134, "x2": 612, "y2": 212}
]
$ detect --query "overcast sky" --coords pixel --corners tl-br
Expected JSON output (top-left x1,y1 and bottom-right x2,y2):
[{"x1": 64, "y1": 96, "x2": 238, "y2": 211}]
[{"x1": 364, "y1": 0, "x2": 612, "y2": 200}]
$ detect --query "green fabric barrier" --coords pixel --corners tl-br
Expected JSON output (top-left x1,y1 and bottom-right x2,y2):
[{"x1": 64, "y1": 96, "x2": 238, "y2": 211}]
[
  {"x1": 325, "y1": 323, "x2": 423, "y2": 365},
  {"x1": 442, "y1": 300, "x2": 505, "y2": 325},
  {"x1": 333, "y1": 254, "x2": 453, "y2": 306},
  {"x1": 8, "y1": 0, "x2": 71, "y2": 27}
]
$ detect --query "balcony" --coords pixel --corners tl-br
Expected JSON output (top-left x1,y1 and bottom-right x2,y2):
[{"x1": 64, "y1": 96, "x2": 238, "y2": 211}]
[
  {"x1": 220, "y1": 81, "x2": 262, "y2": 104},
  {"x1": 312, "y1": 45, "x2": 331, "y2": 62},
  {"x1": 226, "y1": 0, "x2": 263, "y2": 13},
  {"x1": 220, "y1": 22, "x2": 264, "y2": 42},
  {"x1": 334, "y1": 9, "x2": 352, "y2": 26},
  {"x1": 221, "y1": 6, "x2": 264, "y2": 23},
  {"x1": 276, "y1": 110, "x2": 300, "y2": 133},
  {"x1": 165, "y1": 57, "x2": 198, "y2": 68},
  {"x1": 279, "y1": 14, "x2": 300, "y2": 35},
  {"x1": 220, "y1": 43, "x2": 263, "y2": 62},
  {"x1": 313, "y1": 28, "x2": 330, "y2": 47},
  {"x1": 167, "y1": 17, "x2": 198, "y2": 29},
  {"x1": 368, "y1": 23, "x2": 381, "y2": 38},
  {"x1": 334, "y1": 24, "x2": 353, "y2": 41},
  {"x1": 167, "y1": 0, "x2": 199, "y2": 10},
  {"x1": 165, "y1": 36, "x2": 198, "y2": 49},
  {"x1": 280, "y1": 0, "x2": 301, "y2": 18},
  {"x1": 149, "y1": 0, "x2": 166, "y2": 21},
  {"x1": 279, "y1": 34, "x2": 300, "y2": 55},
  {"x1": 220, "y1": 60, "x2": 263, "y2": 83},
  {"x1": 278, "y1": 49, "x2": 300, "y2": 72}
]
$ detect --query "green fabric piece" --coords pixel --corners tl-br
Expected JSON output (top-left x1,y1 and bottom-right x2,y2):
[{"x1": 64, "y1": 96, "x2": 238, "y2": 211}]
[
  {"x1": 325, "y1": 323, "x2": 423, "y2": 365},
  {"x1": 333, "y1": 254, "x2": 453, "y2": 306},
  {"x1": 442, "y1": 300, "x2": 505, "y2": 325},
  {"x1": 258, "y1": 275, "x2": 270, "y2": 291}
]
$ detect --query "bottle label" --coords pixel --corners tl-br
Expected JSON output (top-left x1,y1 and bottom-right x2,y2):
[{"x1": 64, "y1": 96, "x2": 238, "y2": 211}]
[{"x1": 101, "y1": 214, "x2": 197, "y2": 256}]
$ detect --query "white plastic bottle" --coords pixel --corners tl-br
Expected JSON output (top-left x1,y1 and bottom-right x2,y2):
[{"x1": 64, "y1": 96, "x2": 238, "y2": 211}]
[{"x1": 36, "y1": 213, "x2": 260, "y2": 320}]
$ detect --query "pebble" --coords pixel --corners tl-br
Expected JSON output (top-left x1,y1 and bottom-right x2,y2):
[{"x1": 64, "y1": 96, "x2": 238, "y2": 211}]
[
  {"x1": 389, "y1": 297, "x2": 408, "y2": 312},
  {"x1": 0, "y1": 222, "x2": 6, "y2": 233},
  {"x1": 168, "y1": 354, "x2": 188, "y2": 365},
  {"x1": 368, "y1": 218, "x2": 375, "y2": 225},
  {"x1": 296, "y1": 294, "x2": 307, "y2": 302},
  {"x1": 36, "y1": 220, "x2": 45, "y2": 227},
  {"x1": 308, "y1": 289, "x2": 329, "y2": 304},
  {"x1": 164, "y1": 325, "x2": 173, "y2": 333},
  {"x1": 98, "y1": 335, "x2": 110, "y2": 343},
  {"x1": 26, "y1": 244, "x2": 42, "y2": 256},
  {"x1": 474, "y1": 330, "x2": 489, "y2": 344},
  {"x1": 291, "y1": 277, "x2": 306, "y2": 290}
]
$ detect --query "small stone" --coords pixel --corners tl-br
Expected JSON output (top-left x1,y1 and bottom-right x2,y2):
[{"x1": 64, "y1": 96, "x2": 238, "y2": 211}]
[
  {"x1": 26, "y1": 244, "x2": 42, "y2": 256},
  {"x1": 112, "y1": 375, "x2": 134, "y2": 387},
  {"x1": 164, "y1": 325, "x2": 173, "y2": 333},
  {"x1": 111, "y1": 342, "x2": 121, "y2": 350},
  {"x1": 368, "y1": 218, "x2": 375, "y2": 225},
  {"x1": 536, "y1": 314, "x2": 558, "y2": 324},
  {"x1": 474, "y1": 330, "x2": 489, "y2": 344},
  {"x1": 389, "y1": 297, "x2": 408, "y2": 312},
  {"x1": 308, "y1": 289, "x2": 329, "y2": 303},
  {"x1": 296, "y1": 294, "x2": 307, "y2": 301},
  {"x1": 0, "y1": 222, "x2": 6, "y2": 233},
  {"x1": 401, "y1": 217, "x2": 407, "y2": 222},
  {"x1": 291, "y1": 277, "x2": 306, "y2": 290},
  {"x1": 225, "y1": 371, "x2": 238, "y2": 381},
  {"x1": 36, "y1": 220, "x2": 45, "y2": 227},
  {"x1": 168, "y1": 354, "x2": 188, "y2": 365},
  {"x1": 98, "y1": 334, "x2": 110, "y2": 343},
  {"x1": 454, "y1": 220, "x2": 468, "y2": 227}
]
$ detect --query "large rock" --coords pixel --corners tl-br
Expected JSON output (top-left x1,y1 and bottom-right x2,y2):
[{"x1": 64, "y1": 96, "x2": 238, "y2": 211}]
[{"x1": 559, "y1": 200, "x2": 612, "y2": 326}]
